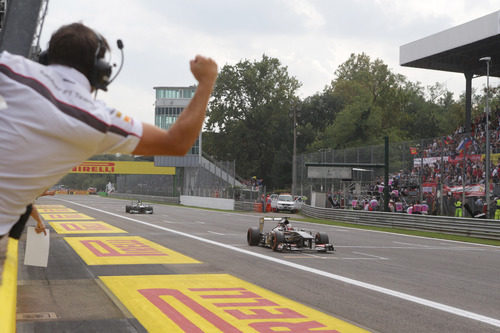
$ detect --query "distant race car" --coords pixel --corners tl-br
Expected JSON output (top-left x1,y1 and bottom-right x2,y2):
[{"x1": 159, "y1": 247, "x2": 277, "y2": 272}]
[
  {"x1": 247, "y1": 217, "x2": 334, "y2": 252},
  {"x1": 125, "y1": 200, "x2": 153, "y2": 214}
]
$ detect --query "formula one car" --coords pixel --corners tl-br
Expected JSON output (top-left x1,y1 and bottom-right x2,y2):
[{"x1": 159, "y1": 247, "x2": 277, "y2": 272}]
[
  {"x1": 247, "y1": 217, "x2": 334, "y2": 252},
  {"x1": 125, "y1": 200, "x2": 153, "y2": 214}
]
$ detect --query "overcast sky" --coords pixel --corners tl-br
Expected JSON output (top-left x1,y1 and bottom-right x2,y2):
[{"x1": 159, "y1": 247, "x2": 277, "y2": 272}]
[{"x1": 39, "y1": 0, "x2": 500, "y2": 124}]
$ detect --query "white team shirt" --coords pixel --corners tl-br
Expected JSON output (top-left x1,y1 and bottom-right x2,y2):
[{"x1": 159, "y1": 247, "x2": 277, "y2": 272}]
[{"x1": 0, "y1": 51, "x2": 143, "y2": 235}]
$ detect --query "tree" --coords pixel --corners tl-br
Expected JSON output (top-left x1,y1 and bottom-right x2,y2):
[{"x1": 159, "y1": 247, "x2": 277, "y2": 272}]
[
  {"x1": 309, "y1": 53, "x2": 455, "y2": 150},
  {"x1": 204, "y1": 55, "x2": 301, "y2": 189}
]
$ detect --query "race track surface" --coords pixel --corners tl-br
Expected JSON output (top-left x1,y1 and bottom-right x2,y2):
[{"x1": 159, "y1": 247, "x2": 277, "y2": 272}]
[{"x1": 16, "y1": 195, "x2": 500, "y2": 332}]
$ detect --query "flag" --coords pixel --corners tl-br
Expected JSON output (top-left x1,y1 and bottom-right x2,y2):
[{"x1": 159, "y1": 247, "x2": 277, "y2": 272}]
[
  {"x1": 456, "y1": 137, "x2": 472, "y2": 154},
  {"x1": 410, "y1": 147, "x2": 417, "y2": 155}
]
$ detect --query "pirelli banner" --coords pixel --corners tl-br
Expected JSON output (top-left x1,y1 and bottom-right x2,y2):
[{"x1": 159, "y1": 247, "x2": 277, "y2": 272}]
[{"x1": 70, "y1": 161, "x2": 175, "y2": 175}]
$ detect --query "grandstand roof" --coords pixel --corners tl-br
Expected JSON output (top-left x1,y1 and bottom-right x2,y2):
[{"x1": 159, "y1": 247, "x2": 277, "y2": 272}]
[{"x1": 400, "y1": 10, "x2": 500, "y2": 78}]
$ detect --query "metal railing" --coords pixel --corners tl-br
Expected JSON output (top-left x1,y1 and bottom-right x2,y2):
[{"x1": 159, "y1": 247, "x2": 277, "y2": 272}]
[{"x1": 301, "y1": 205, "x2": 500, "y2": 240}]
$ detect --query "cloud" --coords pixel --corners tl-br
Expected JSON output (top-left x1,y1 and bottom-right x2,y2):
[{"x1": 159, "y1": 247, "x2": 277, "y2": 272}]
[{"x1": 39, "y1": 0, "x2": 500, "y2": 124}]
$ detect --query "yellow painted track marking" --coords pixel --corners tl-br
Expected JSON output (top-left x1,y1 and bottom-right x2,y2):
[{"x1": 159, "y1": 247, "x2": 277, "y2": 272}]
[
  {"x1": 0, "y1": 238, "x2": 18, "y2": 333},
  {"x1": 49, "y1": 221, "x2": 127, "y2": 234},
  {"x1": 100, "y1": 274, "x2": 370, "y2": 333},
  {"x1": 35, "y1": 205, "x2": 66, "y2": 209},
  {"x1": 40, "y1": 213, "x2": 94, "y2": 220},
  {"x1": 65, "y1": 236, "x2": 200, "y2": 265},
  {"x1": 37, "y1": 208, "x2": 76, "y2": 213}
]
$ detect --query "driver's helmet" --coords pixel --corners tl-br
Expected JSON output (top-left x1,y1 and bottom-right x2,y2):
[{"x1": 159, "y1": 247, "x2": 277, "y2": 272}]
[{"x1": 283, "y1": 219, "x2": 293, "y2": 230}]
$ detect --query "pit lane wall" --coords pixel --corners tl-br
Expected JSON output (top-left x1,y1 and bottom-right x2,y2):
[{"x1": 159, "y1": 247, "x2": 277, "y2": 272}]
[
  {"x1": 301, "y1": 204, "x2": 500, "y2": 240},
  {"x1": 110, "y1": 193, "x2": 180, "y2": 205},
  {"x1": 109, "y1": 193, "x2": 236, "y2": 210},
  {"x1": 180, "y1": 195, "x2": 234, "y2": 210}
]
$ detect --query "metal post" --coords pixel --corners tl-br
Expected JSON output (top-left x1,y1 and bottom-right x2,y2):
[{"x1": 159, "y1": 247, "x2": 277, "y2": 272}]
[
  {"x1": 292, "y1": 106, "x2": 297, "y2": 196},
  {"x1": 479, "y1": 57, "x2": 491, "y2": 218},
  {"x1": 384, "y1": 136, "x2": 389, "y2": 212},
  {"x1": 440, "y1": 137, "x2": 444, "y2": 215},
  {"x1": 464, "y1": 72, "x2": 473, "y2": 134},
  {"x1": 420, "y1": 140, "x2": 424, "y2": 202},
  {"x1": 461, "y1": 135, "x2": 467, "y2": 217}
]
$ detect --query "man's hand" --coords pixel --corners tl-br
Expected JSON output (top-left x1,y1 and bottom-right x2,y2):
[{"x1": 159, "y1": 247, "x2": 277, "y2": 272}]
[
  {"x1": 31, "y1": 205, "x2": 47, "y2": 236},
  {"x1": 190, "y1": 55, "x2": 218, "y2": 87},
  {"x1": 35, "y1": 221, "x2": 47, "y2": 236}
]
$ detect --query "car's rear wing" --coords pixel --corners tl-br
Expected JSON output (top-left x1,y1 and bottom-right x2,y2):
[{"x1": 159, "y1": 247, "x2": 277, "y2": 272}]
[{"x1": 258, "y1": 217, "x2": 289, "y2": 233}]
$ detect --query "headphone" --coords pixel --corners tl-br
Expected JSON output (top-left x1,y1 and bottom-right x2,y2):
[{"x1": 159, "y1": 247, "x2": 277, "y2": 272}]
[
  {"x1": 38, "y1": 30, "x2": 117, "y2": 91},
  {"x1": 89, "y1": 32, "x2": 113, "y2": 91}
]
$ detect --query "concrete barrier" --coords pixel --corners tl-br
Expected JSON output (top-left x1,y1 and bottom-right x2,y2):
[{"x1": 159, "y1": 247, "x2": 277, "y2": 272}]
[
  {"x1": 180, "y1": 195, "x2": 235, "y2": 210},
  {"x1": 109, "y1": 193, "x2": 180, "y2": 204}
]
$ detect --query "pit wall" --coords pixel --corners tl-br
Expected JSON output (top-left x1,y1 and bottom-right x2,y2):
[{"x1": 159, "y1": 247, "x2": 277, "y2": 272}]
[{"x1": 180, "y1": 195, "x2": 235, "y2": 210}]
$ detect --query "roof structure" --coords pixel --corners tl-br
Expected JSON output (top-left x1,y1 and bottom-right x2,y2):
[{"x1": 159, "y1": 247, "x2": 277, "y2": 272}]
[{"x1": 400, "y1": 10, "x2": 500, "y2": 77}]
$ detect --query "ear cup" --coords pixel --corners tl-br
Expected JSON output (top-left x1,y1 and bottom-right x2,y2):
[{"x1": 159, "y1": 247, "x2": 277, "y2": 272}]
[
  {"x1": 89, "y1": 57, "x2": 112, "y2": 91},
  {"x1": 88, "y1": 32, "x2": 112, "y2": 91}
]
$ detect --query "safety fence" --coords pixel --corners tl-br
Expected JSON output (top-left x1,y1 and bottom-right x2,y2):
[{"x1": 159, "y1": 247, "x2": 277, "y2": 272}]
[
  {"x1": 294, "y1": 131, "x2": 500, "y2": 217},
  {"x1": 301, "y1": 204, "x2": 500, "y2": 240}
]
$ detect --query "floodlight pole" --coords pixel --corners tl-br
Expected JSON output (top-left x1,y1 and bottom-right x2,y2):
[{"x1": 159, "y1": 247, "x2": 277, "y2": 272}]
[
  {"x1": 479, "y1": 57, "x2": 491, "y2": 218},
  {"x1": 292, "y1": 106, "x2": 297, "y2": 196}
]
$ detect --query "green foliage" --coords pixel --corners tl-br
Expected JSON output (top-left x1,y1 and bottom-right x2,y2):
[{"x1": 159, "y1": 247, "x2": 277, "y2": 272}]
[
  {"x1": 204, "y1": 55, "x2": 301, "y2": 189},
  {"x1": 202, "y1": 52, "x2": 493, "y2": 191},
  {"x1": 307, "y1": 53, "x2": 466, "y2": 150}
]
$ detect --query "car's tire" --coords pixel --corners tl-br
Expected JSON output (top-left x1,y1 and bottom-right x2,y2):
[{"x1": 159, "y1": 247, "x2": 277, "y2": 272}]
[
  {"x1": 315, "y1": 232, "x2": 329, "y2": 244},
  {"x1": 125, "y1": 205, "x2": 131, "y2": 213},
  {"x1": 271, "y1": 231, "x2": 284, "y2": 251},
  {"x1": 247, "y1": 227, "x2": 261, "y2": 246}
]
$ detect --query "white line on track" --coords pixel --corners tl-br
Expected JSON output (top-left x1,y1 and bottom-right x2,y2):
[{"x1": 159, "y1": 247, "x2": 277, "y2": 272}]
[
  {"x1": 59, "y1": 199, "x2": 500, "y2": 329},
  {"x1": 283, "y1": 253, "x2": 383, "y2": 260},
  {"x1": 352, "y1": 251, "x2": 388, "y2": 260},
  {"x1": 207, "y1": 231, "x2": 225, "y2": 235},
  {"x1": 334, "y1": 245, "x2": 489, "y2": 251},
  {"x1": 393, "y1": 241, "x2": 432, "y2": 248}
]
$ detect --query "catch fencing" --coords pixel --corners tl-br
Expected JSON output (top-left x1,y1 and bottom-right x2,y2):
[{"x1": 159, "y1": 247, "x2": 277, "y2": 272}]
[{"x1": 295, "y1": 131, "x2": 500, "y2": 217}]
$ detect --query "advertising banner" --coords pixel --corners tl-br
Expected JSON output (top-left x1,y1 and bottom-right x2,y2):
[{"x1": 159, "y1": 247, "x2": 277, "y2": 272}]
[{"x1": 70, "y1": 161, "x2": 175, "y2": 175}]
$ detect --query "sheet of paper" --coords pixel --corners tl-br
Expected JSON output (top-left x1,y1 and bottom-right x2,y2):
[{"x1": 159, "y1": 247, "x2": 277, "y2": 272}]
[{"x1": 24, "y1": 227, "x2": 50, "y2": 267}]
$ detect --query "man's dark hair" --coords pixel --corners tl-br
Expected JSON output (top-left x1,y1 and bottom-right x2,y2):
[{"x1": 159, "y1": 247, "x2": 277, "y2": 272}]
[{"x1": 47, "y1": 22, "x2": 110, "y2": 83}]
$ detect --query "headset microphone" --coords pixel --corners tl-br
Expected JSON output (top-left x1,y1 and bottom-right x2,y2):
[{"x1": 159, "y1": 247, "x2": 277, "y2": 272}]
[{"x1": 107, "y1": 39, "x2": 124, "y2": 86}]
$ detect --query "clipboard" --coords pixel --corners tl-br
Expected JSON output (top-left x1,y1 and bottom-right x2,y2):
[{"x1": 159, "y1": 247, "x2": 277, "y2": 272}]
[{"x1": 24, "y1": 227, "x2": 50, "y2": 267}]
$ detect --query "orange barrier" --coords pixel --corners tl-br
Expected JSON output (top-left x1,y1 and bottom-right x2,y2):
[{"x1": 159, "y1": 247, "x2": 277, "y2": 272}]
[{"x1": 253, "y1": 203, "x2": 263, "y2": 212}]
